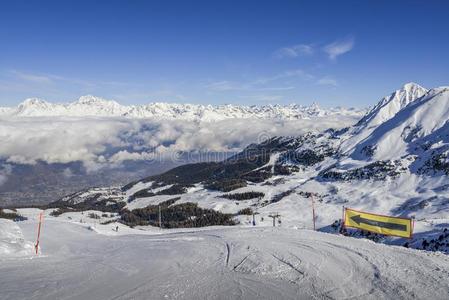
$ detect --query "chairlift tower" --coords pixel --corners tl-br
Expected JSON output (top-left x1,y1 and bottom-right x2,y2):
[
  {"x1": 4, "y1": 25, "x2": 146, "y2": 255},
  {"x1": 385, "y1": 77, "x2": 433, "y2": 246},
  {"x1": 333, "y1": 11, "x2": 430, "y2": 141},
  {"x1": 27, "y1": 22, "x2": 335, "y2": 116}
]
[
  {"x1": 158, "y1": 205, "x2": 162, "y2": 229},
  {"x1": 268, "y1": 212, "x2": 280, "y2": 227}
]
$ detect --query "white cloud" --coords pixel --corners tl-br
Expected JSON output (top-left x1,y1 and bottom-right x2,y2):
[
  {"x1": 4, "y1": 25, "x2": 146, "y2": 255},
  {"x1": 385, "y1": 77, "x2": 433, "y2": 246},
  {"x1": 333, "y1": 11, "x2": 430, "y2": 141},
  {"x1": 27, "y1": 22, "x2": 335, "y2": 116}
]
[
  {"x1": 0, "y1": 115, "x2": 359, "y2": 170},
  {"x1": 323, "y1": 37, "x2": 355, "y2": 60},
  {"x1": 317, "y1": 76, "x2": 338, "y2": 87},
  {"x1": 207, "y1": 69, "x2": 314, "y2": 93},
  {"x1": 205, "y1": 81, "x2": 240, "y2": 91},
  {"x1": 10, "y1": 70, "x2": 55, "y2": 84},
  {"x1": 240, "y1": 95, "x2": 284, "y2": 102},
  {"x1": 109, "y1": 150, "x2": 156, "y2": 164},
  {"x1": 62, "y1": 168, "x2": 74, "y2": 178},
  {"x1": 5, "y1": 70, "x2": 135, "y2": 93},
  {"x1": 0, "y1": 164, "x2": 12, "y2": 186},
  {"x1": 274, "y1": 44, "x2": 314, "y2": 59},
  {"x1": 253, "y1": 69, "x2": 315, "y2": 85}
]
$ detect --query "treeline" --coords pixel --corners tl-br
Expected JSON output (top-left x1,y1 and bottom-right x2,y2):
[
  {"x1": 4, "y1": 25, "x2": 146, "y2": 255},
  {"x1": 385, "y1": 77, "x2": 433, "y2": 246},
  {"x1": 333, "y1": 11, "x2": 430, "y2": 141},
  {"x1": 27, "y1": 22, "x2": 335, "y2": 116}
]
[
  {"x1": 0, "y1": 208, "x2": 27, "y2": 221},
  {"x1": 205, "y1": 179, "x2": 247, "y2": 192},
  {"x1": 221, "y1": 191, "x2": 265, "y2": 201},
  {"x1": 129, "y1": 184, "x2": 190, "y2": 202},
  {"x1": 237, "y1": 207, "x2": 253, "y2": 215},
  {"x1": 48, "y1": 199, "x2": 126, "y2": 216},
  {"x1": 121, "y1": 199, "x2": 236, "y2": 228}
]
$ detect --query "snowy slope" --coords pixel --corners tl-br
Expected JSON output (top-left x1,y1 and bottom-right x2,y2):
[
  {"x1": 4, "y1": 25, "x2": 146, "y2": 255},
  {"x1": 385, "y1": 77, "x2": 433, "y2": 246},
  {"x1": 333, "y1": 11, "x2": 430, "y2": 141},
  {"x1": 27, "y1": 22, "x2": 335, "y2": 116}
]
[
  {"x1": 0, "y1": 219, "x2": 35, "y2": 258},
  {"x1": 340, "y1": 82, "x2": 428, "y2": 155},
  {"x1": 1, "y1": 217, "x2": 449, "y2": 299},
  {"x1": 355, "y1": 82, "x2": 427, "y2": 129},
  {"x1": 349, "y1": 87, "x2": 449, "y2": 161},
  {"x1": 0, "y1": 95, "x2": 365, "y2": 121}
]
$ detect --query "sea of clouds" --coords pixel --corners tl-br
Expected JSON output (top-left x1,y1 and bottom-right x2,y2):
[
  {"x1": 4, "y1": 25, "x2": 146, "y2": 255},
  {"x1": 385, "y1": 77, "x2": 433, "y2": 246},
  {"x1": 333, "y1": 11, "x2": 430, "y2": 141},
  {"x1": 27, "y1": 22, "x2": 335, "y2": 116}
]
[{"x1": 0, "y1": 115, "x2": 358, "y2": 174}]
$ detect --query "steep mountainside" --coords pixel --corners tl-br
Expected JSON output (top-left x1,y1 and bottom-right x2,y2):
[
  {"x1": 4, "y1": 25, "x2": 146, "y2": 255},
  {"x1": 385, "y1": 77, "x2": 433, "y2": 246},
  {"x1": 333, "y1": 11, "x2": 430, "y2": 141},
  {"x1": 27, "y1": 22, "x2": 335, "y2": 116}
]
[{"x1": 340, "y1": 82, "x2": 428, "y2": 155}]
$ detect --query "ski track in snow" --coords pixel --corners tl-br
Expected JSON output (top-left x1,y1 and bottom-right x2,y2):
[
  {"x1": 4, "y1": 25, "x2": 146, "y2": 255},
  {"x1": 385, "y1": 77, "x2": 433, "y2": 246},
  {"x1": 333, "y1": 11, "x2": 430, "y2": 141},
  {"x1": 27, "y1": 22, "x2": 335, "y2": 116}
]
[{"x1": 1, "y1": 219, "x2": 449, "y2": 300}]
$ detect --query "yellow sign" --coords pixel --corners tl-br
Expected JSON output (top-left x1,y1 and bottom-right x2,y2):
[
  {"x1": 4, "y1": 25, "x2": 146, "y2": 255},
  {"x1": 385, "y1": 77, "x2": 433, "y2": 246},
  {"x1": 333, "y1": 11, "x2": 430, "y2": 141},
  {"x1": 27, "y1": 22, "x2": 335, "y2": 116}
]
[{"x1": 344, "y1": 208, "x2": 413, "y2": 238}]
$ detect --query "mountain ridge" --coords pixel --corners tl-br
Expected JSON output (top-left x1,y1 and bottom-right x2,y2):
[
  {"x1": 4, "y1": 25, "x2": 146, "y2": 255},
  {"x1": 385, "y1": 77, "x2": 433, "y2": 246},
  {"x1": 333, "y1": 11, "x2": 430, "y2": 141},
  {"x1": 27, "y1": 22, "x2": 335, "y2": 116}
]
[{"x1": 0, "y1": 95, "x2": 365, "y2": 121}]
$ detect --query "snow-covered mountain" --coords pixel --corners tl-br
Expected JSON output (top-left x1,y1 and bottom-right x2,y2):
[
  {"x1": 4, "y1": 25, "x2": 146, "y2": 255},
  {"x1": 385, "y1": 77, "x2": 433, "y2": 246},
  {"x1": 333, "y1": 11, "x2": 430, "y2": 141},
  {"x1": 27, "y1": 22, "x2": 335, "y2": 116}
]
[
  {"x1": 338, "y1": 84, "x2": 449, "y2": 169},
  {"x1": 355, "y1": 82, "x2": 428, "y2": 129},
  {"x1": 47, "y1": 82, "x2": 449, "y2": 254},
  {"x1": 340, "y1": 82, "x2": 428, "y2": 154},
  {"x1": 12, "y1": 96, "x2": 130, "y2": 117},
  {"x1": 0, "y1": 95, "x2": 365, "y2": 121},
  {"x1": 350, "y1": 86, "x2": 449, "y2": 162},
  {"x1": 4, "y1": 82, "x2": 449, "y2": 299}
]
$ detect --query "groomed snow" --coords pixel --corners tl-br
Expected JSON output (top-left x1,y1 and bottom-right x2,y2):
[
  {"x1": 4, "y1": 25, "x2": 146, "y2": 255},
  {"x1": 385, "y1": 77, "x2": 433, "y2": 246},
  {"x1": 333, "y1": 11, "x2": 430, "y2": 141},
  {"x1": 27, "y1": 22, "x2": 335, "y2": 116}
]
[{"x1": 1, "y1": 216, "x2": 449, "y2": 299}]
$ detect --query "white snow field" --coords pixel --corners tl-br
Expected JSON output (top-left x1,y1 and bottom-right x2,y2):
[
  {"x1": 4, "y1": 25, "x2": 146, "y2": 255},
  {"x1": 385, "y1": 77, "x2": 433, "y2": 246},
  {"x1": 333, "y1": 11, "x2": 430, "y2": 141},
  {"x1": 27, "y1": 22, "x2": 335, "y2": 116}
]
[{"x1": 1, "y1": 215, "x2": 449, "y2": 300}]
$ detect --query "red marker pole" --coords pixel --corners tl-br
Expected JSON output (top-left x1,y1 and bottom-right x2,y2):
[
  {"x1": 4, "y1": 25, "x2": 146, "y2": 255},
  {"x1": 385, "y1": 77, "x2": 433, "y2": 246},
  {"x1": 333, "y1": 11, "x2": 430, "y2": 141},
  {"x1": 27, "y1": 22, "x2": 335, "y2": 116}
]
[{"x1": 35, "y1": 212, "x2": 43, "y2": 255}]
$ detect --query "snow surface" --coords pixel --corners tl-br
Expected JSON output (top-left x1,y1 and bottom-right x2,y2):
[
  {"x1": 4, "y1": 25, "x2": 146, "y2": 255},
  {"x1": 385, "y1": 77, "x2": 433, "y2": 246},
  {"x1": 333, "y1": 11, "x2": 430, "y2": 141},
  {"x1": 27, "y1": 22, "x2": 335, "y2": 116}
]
[{"x1": 1, "y1": 215, "x2": 449, "y2": 299}]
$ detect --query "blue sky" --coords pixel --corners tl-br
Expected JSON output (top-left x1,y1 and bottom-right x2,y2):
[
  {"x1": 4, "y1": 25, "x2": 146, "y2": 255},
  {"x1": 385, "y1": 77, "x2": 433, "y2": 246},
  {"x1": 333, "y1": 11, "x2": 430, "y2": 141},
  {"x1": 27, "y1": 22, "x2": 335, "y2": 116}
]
[{"x1": 0, "y1": 0, "x2": 448, "y2": 107}]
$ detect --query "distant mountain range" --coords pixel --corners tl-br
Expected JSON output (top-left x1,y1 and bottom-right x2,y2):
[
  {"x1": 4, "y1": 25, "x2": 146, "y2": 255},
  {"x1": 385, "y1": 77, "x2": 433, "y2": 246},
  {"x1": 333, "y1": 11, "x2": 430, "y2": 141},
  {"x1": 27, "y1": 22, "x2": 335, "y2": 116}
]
[{"x1": 0, "y1": 95, "x2": 365, "y2": 121}]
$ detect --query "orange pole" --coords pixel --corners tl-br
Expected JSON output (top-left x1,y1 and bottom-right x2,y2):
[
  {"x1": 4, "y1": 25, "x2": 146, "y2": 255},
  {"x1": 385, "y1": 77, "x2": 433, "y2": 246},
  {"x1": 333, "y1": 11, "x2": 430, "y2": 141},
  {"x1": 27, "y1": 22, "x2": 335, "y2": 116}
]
[{"x1": 35, "y1": 212, "x2": 43, "y2": 255}]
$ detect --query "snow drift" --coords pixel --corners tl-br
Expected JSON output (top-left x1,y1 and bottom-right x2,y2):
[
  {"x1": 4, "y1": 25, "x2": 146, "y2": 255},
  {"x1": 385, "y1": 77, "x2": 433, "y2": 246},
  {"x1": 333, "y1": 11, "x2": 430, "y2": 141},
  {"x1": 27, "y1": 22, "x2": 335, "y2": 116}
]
[{"x1": 0, "y1": 219, "x2": 35, "y2": 258}]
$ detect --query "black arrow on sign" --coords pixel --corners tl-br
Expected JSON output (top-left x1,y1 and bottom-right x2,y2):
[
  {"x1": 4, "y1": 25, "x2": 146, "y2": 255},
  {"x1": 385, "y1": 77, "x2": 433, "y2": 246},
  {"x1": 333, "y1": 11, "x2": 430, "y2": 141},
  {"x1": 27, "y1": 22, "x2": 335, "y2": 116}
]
[{"x1": 351, "y1": 215, "x2": 407, "y2": 232}]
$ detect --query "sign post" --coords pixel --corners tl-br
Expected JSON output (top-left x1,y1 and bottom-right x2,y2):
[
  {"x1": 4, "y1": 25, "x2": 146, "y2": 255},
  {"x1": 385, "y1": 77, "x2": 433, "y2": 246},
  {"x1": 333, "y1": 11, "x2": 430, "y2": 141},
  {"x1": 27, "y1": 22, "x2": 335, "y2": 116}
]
[
  {"x1": 343, "y1": 208, "x2": 413, "y2": 238},
  {"x1": 158, "y1": 205, "x2": 162, "y2": 229}
]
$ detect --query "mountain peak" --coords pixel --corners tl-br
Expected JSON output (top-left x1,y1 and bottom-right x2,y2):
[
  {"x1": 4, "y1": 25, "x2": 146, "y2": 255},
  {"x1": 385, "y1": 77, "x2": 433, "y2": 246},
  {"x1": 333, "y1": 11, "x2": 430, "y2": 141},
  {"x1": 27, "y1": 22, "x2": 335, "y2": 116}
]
[
  {"x1": 75, "y1": 95, "x2": 117, "y2": 105},
  {"x1": 355, "y1": 82, "x2": 428, "y2": 128},
  {"x1": 401, "y1": 82, "x2": 426, "y2": 92},
  {"x1": 19, "y1": 98, "x2": 49, "y2": 107},
  {"x1": 397, "y1": 82, "x2": 427, "y2": 101}
]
